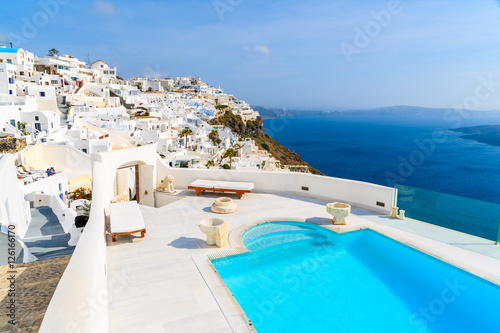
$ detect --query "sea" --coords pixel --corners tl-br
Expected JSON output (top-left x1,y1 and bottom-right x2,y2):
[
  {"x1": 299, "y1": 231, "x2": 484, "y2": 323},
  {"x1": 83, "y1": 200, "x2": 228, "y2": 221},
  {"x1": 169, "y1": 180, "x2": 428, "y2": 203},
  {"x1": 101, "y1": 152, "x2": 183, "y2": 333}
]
[{"x1": 264, "y1": 114, "x2": 500, "y2": 240}]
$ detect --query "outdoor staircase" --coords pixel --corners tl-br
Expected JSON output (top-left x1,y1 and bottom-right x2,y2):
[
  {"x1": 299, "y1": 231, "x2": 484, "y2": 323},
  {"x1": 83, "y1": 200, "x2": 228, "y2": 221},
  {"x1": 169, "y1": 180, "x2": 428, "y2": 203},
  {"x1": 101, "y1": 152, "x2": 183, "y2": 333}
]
[{"x1": 22, "y1": 207, "x2": 75, "y2": 261}]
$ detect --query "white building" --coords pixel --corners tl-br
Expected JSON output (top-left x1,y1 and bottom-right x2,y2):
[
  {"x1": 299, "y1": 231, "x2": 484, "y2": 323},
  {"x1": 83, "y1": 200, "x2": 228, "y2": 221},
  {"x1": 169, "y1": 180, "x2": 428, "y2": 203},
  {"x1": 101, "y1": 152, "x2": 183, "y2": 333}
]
[{"x1": 91, "y1": 60, "x2": 117, "y2": 83}]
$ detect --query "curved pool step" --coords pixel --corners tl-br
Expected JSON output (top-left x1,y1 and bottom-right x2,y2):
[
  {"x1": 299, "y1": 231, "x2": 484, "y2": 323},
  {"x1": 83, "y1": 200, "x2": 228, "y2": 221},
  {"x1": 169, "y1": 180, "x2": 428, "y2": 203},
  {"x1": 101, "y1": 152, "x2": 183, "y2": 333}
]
[{"x1": 245, "y1": 229, "x2": 330, "y2": 252}]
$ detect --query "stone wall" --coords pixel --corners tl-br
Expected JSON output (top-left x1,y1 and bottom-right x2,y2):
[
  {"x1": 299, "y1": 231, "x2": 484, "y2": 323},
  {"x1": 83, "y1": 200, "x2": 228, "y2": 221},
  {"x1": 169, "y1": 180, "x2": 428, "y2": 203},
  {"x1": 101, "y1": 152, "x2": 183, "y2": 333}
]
[{"x1": 0, "y1": 137, "x2": 27, "y2": 154}]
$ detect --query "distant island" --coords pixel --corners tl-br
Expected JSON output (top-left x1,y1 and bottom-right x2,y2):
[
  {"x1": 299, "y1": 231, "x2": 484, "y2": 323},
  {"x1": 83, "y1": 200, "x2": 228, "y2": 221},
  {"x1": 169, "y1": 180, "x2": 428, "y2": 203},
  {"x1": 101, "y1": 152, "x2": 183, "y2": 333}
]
[
  {"x1": 253, "y1": 105, "x2": 500, "y2": 120},
  {"x1": 452, "y1": 125, "x2": 500, "y2": 147}
]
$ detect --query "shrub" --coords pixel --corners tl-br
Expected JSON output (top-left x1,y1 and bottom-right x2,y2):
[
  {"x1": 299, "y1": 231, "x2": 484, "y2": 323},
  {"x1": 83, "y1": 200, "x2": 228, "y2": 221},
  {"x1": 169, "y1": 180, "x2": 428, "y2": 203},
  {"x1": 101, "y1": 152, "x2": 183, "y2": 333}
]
[
  {"x1": 222, "y1": 164, "x2": 230, "y2": 170},
  {"x1": 69, "y1": 187, "x2": 92, "y2": 201},
  {"x1": 261, "y1": 143, "x2": 270, "y2": 151}
]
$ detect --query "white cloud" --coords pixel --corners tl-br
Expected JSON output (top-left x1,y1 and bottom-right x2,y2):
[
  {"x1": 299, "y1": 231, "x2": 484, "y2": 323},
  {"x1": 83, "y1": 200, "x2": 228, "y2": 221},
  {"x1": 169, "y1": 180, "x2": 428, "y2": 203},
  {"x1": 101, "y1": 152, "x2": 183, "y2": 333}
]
[
  {"x1": 243, "y1": 45, "x2": 271, "y2": 57},
  {"x1": 94, "y1": 1, "x2": 116, "y2": 15}
]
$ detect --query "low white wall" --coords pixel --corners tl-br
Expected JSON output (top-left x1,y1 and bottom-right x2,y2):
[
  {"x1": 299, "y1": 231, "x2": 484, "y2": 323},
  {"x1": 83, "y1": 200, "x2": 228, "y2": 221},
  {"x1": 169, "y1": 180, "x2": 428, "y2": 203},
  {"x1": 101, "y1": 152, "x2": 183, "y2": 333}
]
[
  {"x1": 40, "y1": 145, "x2": 158, "y2": 333},
  {"x1": 154, "y1": 191, "x2": 184, "y2": 208},
  {"x1": 24, "y1": 171, "x2": 68, "y2": 198},
  {"x1": 157, "y1": 157, "x2": 395, "y2": 215}
]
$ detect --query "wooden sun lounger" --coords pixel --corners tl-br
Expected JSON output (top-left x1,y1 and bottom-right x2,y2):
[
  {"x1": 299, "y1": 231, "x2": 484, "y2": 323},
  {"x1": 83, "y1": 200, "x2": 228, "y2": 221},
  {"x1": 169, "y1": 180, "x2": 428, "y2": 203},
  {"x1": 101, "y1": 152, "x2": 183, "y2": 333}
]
[
  {"x1": 188, "y1": 179, "x2": 255, "y2": 199},
  {"x1": 109, "y1": 201, "x2": 146, "y2": 242}
]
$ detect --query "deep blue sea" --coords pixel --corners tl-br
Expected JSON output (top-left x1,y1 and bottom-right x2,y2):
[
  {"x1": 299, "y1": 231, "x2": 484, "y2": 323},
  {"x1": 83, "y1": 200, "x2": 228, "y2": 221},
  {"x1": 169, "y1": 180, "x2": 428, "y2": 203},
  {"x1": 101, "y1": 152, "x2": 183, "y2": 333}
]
[{"x1": 264, "y1": 115, "x2": 500, "y2": 204}]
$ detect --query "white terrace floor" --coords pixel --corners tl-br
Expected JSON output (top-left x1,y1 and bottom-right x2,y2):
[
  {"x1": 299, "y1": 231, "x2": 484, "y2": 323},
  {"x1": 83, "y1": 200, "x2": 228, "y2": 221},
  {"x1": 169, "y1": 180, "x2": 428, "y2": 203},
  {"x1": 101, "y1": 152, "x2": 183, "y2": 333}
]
[{"x1": 106, "y1": 191, "x2": 500, "y2": 333}]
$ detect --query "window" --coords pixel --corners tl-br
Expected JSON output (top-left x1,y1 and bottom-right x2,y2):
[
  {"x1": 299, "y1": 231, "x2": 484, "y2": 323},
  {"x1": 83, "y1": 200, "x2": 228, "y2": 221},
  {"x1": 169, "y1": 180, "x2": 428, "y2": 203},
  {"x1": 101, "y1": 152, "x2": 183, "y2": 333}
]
[
  {"x1": 45, "y1": 82, "x2": 49, "y2": 85},
  {"x1": 35, "y1": 116, "x2": 39, "y2": 121},
  {"x1": 8, "y1": 78, "x2": 13, "y2": 84},
  {"x1": 39, "y1": 92, "x2": 45, "y2": 97},
  {"x1": 7, "y1": 59, "x2": 12, "y2": 64},
  {"x1": 82, "y1": 148, "x2": 87, "y2": 153},
  {"x1": 20, "y1": 71, "x2": 24, "y2": 76},
  {"x1": 51, "y1": 122, "x2": 54, "y2": 128},
  {"x1": 0, "y1": 59, "x2": 2, "y2": 63},
  {"x1": 59, "y1": 183, "x2": 62, "y2": 191},
  {"x1": 8, "y1": 90, "x2": 12, "y2": 95},
  {"x1": 10, "y1": 119, "x2": 15, "y2": 126}
]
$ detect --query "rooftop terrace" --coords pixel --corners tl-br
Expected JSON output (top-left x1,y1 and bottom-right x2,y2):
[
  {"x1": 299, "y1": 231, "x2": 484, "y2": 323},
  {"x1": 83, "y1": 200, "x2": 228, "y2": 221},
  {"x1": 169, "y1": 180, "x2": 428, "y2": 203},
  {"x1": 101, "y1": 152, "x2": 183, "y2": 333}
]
[
  {"x1": 106, "y1": 191, "x2": 500, "y2": 332},
  {"x1": 38, "y1": 146, "x2": 500, "y2": 332}
]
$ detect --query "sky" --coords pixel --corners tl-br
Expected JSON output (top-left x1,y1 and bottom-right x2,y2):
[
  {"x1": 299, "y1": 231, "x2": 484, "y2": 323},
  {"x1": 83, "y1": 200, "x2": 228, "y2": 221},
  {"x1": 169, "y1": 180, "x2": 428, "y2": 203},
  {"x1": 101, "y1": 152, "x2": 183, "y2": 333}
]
[{"x1": 2, "y1": 0, "x2": 500, "y2": 110}]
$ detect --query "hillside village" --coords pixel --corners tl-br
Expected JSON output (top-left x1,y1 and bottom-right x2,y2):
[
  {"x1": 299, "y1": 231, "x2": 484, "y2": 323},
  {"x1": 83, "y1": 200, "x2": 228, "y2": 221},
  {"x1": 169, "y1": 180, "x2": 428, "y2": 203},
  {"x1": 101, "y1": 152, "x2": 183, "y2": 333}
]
[{"x1": 0, "y1": 46, "x2": 316, "y2": 266}]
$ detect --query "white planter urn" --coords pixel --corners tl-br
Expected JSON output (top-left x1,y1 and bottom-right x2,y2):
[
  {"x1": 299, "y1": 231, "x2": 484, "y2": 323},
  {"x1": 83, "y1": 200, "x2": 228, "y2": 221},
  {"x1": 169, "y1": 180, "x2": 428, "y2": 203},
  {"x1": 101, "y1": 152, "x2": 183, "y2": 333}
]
[
  {"x1": 211, "y1": 197, "x2": 237, "y2": 214},
  {"x1": 326, "y1": 202, "x2": 351, "y2": 225},
  {"x1": 197, "y1": 218, "x2": 229, "y2": 247}
]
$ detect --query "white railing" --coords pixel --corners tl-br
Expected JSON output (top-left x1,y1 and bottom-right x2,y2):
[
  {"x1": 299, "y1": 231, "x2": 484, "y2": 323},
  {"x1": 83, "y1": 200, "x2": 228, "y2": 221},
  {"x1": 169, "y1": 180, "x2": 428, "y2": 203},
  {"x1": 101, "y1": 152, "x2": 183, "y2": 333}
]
[{"x1": 157, "y1": 157, "x2": 395, "y2": 215}]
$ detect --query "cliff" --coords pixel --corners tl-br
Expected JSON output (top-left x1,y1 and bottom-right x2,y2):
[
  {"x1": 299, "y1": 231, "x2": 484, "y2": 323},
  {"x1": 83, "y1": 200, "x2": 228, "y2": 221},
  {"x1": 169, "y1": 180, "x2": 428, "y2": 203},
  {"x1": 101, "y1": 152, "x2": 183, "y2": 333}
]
[
  {"x1": 0, "y1": 137, "x2": 27, "y2": 154},
  {"x1": 209, "y1": 110, "x2": 322, "y2": 174},
  {"x1": 452, "y1": 125, "x2": 500, "y2": 147}
]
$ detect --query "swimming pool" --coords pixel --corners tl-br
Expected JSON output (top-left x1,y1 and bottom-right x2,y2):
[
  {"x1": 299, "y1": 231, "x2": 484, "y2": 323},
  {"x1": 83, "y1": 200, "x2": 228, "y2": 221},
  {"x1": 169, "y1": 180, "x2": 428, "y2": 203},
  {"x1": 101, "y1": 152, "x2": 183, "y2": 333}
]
[{"x1": 211, "y1": 221, "x2": 500, "y2": 333}]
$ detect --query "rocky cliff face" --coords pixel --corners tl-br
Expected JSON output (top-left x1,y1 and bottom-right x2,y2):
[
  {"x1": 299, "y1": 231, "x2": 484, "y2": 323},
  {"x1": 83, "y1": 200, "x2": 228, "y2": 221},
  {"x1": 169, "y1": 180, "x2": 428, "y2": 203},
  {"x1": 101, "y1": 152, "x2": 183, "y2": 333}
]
[
  {"x1": 0, "y1": 137, "x2": 27, "y2": 154},
  {"x1": 209, "y1": 111, "x2": 322, "y2": 174}
]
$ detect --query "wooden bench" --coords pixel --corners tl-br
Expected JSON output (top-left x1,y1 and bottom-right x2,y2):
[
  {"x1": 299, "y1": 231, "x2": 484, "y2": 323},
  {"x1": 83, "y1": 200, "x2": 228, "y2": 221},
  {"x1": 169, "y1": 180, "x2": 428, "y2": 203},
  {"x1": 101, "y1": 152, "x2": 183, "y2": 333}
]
[
  {"x1": 109, "y1": 201, "x2": 146, "y2": 242},
  {"x1": 188, "y1": 179, "x2": 255, "y2": 199}
]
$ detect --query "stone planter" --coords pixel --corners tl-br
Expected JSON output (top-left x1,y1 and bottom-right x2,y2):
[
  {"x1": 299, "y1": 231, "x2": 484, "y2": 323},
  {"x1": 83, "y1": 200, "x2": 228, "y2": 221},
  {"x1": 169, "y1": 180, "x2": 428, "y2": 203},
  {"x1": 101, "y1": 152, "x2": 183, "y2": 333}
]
[
  {"x1": 211, "y1": 197, "x2": 237, "y2": 214},
  {"x1": 197, "y1": 218, "x2": 229, "y2": 247},
  {"x1": 326, "y1": 202, "x2": 351, "y2": 225}
]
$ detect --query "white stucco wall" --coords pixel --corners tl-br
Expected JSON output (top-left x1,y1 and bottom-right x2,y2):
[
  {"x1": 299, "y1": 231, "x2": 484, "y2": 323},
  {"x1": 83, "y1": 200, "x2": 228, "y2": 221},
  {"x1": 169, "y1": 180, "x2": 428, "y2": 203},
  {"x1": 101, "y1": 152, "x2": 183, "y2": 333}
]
[
  {"x1": 157, "y1": 160, "x2": 395, "y2": 215},
  {"x1": 40, "y1": 145, "x2": 158, "y2": 333},
  {"x1": 0, "y1": 154, "x2": 31, "y2": 238}
]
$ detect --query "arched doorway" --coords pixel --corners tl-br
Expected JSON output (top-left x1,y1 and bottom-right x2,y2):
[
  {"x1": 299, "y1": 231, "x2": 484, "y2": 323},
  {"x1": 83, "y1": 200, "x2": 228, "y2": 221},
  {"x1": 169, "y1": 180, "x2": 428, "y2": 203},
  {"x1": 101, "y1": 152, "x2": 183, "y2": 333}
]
[{"x1": 115, "y1": 161, "x2": 155, "y2": 207}]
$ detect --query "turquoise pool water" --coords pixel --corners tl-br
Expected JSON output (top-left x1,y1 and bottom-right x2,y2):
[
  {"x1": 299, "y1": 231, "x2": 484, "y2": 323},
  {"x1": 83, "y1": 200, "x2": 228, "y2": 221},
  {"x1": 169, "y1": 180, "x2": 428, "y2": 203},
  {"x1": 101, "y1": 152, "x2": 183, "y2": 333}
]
[{"x1": 211, "y1": 222, "x2": 500, "y2": 333}]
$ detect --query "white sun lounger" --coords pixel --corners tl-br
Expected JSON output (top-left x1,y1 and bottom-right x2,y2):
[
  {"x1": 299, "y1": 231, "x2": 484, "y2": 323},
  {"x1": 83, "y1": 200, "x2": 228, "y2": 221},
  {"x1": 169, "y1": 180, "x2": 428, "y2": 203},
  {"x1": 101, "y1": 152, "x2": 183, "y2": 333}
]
[
  {"x1": 109, "y1": 201, "x2": 146, "y2": 242},
  {"x1": 188, "y1": 179, "x2": 254, "y2": 199}
]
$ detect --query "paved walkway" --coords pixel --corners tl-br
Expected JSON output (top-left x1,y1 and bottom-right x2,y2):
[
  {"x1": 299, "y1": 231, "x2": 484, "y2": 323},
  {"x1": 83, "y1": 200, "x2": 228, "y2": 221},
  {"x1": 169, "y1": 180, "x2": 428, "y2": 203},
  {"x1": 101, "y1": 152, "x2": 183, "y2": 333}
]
[
  {"x1": 25, "y1": 207, "x2": 64, "y2": 238},
  {"x1": 22, "y1": 207, "x2": 75, "y2": 261},
  {"x1": 106, "y1": 192, "x2": 500, "y2": 333},
  {"x1": 0, "y1": 256, "x2": 71, "y2": 333}
]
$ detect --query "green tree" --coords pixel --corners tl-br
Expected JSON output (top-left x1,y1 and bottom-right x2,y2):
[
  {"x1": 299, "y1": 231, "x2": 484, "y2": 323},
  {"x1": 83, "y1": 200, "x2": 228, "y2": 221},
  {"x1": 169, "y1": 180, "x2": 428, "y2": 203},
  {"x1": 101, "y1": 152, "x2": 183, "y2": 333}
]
[
  {"x1": 216, "y1": 138, "x2": 222, "y2": 147},
  {"x1": 208, "y1": 129, "x2": 219, "y2": 146},
  {"x1": 223, "y1": 148, "x2": 238, "y2": 169},
  {"x1": 47, "y1": 48, "x2": 59, "y2": 56},
  {"x1": 205, "y1": 160, "x2": 215, "y2": 168},
  {"x1": 180, "y1": 127, "x2": 193, "y2": 149}
]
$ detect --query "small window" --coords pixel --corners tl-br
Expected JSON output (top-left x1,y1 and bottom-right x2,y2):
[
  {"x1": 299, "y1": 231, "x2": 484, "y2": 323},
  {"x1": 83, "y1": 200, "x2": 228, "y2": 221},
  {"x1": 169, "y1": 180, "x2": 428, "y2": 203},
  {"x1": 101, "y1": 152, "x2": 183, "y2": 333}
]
[
  {"x1": 7, "y1": 59, "x2": 12, "y2": 64},
  {"x1": 0, "y1": 59, "x2": 3, "y2": 63},
  {"x1": 8, "y1": 78, "x2": 13, "y2": 84},
  {"x1": 51, "y1": 122, "x2": 54, "y2": 128},
  {"x1": 39, "y1": 92, "x2": 46, "y2": 97},
  {"x1": 59, "y1": 183, "x2": 62, "y2": 191},
  {"x1": 8, "y1": 90, "x2": 12, "y2": 95},
  {"x1": 82, "y1": 148, "x2": 87, "y2": 153},
  {"x1": 10, "y1": 119, "x2": 15, "y2": 126},
  {"x1": 35, "y1": 116, "x2": 39, "y2": 121}
]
